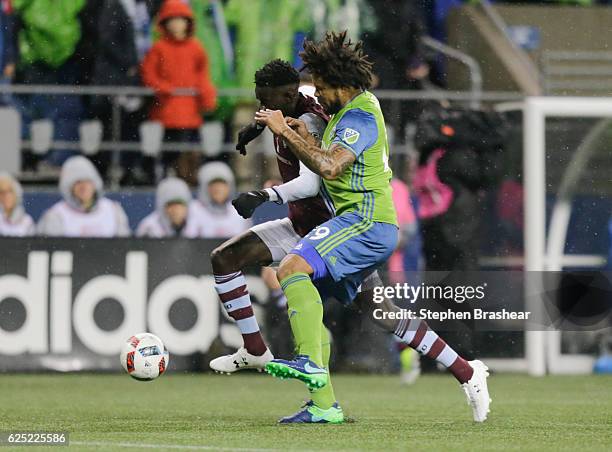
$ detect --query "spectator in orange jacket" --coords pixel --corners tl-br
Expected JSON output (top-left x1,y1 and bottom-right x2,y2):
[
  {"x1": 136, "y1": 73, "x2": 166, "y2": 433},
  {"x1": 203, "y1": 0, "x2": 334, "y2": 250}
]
[{"x1": 141, "y1": 0, "x2": 217, "y2": 176}]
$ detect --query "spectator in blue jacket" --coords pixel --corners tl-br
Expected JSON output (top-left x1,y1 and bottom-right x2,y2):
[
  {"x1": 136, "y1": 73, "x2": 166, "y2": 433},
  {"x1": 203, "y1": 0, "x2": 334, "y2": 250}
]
[{"x1": 0, "y1": 0, "x2": 17, "y2": 104}]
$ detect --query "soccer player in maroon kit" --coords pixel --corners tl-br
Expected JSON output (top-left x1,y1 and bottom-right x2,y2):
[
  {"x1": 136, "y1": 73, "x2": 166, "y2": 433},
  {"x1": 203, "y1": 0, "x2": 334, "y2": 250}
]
[
  {"x1": 209, "y1": 59, "x2": 490, "y2": 423},
  {"x1": 209, "y1": 59, "x2": 334, "y2": 371}
]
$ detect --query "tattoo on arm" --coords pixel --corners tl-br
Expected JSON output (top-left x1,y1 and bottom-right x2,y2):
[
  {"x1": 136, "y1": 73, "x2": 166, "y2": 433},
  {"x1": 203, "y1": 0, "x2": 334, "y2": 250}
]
[{"x1": 280, "y1": 127, "x2": 355, "y2": 180}]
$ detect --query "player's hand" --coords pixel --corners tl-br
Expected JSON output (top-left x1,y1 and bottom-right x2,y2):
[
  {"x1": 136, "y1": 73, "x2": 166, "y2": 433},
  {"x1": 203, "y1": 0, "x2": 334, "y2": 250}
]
[
  {"x1": 231, "y1": 190, "x2": 269, "y2": 219},
  {"x1": 255, "y1": 109, "x2": 288, "y2": 136},
  {"x1": 285, "y1": 117, "x2": 309, "y2": 139},
  {"x1": 236, "y1": 122, "x2": 265, "y2": 155}
]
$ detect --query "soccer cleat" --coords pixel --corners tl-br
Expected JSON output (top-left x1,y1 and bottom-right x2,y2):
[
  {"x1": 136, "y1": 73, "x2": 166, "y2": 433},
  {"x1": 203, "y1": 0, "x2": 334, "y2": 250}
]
[
  {"x1": 209, "y1": 347, "x2": 273, "y2": 373},
  {"x1": 265, "y1": 355, "x2": 328, "y2": 390},
  {"x1": 461, "y1": 360, "x2": 492, "y2": 422},
  {"x1": 279, "y1": 400, "x2": 344, "y2": 424}
]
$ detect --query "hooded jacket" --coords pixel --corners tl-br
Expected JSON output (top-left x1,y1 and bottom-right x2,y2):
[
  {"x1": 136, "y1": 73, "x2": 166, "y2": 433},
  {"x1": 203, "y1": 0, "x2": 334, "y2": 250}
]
[
  {"x1": 37, "y1": 156, "x2": 131, "y2": 237},
  {"x1": 136, "y1": 176, "x2": 205, "y2": 237},
  {"x1": 141, "y1": 0, "x2": 216, "y2": 128},
  {"x1": 192, "y1": 162, "x2": 250, "y2": 238},
  {"x1": 0, "y1": 172, "x2": 35, "y2": 236}
]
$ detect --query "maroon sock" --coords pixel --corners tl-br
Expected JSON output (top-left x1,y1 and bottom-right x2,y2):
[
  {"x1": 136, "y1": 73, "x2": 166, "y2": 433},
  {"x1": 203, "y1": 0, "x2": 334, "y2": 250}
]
[
  {"x1": 394, "y1": 317, "x2": 474, "y2": 383},
  {"x1": 449, "y1": 356, "x2": 474, "y2": 384},
  {"x1": 214, "y1": 272, "x2": 267, "y2": 356}
]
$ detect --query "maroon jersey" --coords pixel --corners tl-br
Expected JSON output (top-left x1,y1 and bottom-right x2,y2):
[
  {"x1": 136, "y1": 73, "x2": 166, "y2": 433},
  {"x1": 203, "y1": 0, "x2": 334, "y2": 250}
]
[{"x1": 273, "y1": 93, "x2": 331, "y2": 237}]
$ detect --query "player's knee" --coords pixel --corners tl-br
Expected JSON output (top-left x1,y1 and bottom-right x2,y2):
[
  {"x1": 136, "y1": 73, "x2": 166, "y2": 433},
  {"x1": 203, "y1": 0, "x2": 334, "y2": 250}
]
[
  {"x1": 276, "y1": 254, "x2": 311, "y2": 283},
  {"x1": 210, "y1": 244, "x2": 233, "y2": 273}
]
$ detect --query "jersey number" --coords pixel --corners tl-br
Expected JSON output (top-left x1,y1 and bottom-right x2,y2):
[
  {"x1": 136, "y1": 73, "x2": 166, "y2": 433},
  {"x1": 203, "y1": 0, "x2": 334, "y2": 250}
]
[{"x1": 308, "y1": 226, "x2": 330, "y2": 240}]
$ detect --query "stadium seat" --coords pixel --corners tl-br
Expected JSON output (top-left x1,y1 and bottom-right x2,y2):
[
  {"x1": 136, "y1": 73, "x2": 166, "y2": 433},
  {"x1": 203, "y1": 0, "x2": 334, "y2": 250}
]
[
  {"x1": 0, "y1": 107, "x2": 21, "y2": 173},
  {"x1": 30, "y1": 119, "x2": 53, "y2": 155},
  {"x1": 139, "y1": 120, "x2": 164, "y2": 157},
  {"x1": 199, "y1": 121, "x2": 224, "y2": 157},
  {"x1": 79, "y1": 120, "x2": 103, "y2": 155}
]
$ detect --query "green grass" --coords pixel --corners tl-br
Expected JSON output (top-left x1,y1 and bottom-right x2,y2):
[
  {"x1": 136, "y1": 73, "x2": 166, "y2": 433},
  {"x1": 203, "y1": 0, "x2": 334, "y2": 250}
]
[{"x1": 0, "y1": 373, "x2": 610, "y2": 451}]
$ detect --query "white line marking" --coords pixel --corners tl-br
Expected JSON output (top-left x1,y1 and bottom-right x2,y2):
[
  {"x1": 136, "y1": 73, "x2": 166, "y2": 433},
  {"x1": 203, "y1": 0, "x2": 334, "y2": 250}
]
[{"x1": 71, "y1": 441, "x2": 278, "y2": 451}]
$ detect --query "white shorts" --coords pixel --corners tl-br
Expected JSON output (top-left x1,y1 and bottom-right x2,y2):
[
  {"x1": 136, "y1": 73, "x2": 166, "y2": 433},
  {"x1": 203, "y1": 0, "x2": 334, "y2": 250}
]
[
  {"x1": 250, "y1": 217, "x2": 381, "y2": 293},
  {"x1": 250, "y1": 218, "x2": 301, "y2": 264}
]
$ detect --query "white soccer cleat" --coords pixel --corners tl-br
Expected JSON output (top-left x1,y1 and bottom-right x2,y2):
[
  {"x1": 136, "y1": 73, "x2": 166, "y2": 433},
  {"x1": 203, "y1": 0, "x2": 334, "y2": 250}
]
[
  {"x1": 461, "y1": 360, "x2": 491, "y2": 422},
  {"x1": 209, "y1": 347, "x2": 274, "y2": 374}
]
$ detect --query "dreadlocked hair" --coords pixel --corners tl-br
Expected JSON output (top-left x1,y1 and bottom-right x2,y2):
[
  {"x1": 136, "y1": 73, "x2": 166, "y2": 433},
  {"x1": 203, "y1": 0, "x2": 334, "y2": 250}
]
[
  {"x1": 300, "y1": 30, "x2": 373, "y2": 90},
  {"x1": 254, "y1": 59, "x2": 300, "y2": 87}
]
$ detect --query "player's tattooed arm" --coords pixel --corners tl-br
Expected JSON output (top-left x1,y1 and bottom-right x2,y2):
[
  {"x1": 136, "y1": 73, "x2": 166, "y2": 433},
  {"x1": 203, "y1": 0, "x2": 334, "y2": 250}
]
[
  {"x1": 286, "y1": 139, "x2": 354, "y2": 180},
  {"x1": 255, "y1": 109, "x2": 355, "y2": 180}
]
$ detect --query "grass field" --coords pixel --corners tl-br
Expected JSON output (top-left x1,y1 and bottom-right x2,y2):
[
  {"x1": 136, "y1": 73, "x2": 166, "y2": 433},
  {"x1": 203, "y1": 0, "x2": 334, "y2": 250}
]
[{"x1": 0, "y1": 373, "x2": 610, "y2": 451}]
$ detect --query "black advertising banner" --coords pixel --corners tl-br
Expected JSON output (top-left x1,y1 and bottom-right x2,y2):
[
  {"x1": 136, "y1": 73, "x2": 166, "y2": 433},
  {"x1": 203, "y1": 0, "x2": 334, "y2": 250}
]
[
  {"x1": 0, "y1": 238, "x2": 269, "y2": 372},
  {"x1": 1, "y1": 238, "x2": 610, "y2": 371}
]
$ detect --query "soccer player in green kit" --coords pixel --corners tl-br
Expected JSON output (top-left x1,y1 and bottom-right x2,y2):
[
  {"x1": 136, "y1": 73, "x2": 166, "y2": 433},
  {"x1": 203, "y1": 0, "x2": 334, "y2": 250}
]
[{"x1": 255, "y1": 31, "x2": 491, "y2": 424}]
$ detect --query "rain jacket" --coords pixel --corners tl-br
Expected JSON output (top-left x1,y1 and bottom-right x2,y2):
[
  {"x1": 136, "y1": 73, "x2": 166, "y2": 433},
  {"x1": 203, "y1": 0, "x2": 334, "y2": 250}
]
[
  {"x1": 13, "y1": 0, "x2": 85, "y2": 68},
  {"x1": 0, "y1": 172, "x2": 35, "y2": 236},
  {"x1": 192, "y1": 162, "x2": 250, "y2": 238},
  {"x1": 37, "y1": 156, "x2": 130, "y2": 237},
  {"x1": 141, "y1": 0, "x2": 216, "y2": 128},
  {"x1": 136, "y1": 177, "x2": 205, "y2": 237}
]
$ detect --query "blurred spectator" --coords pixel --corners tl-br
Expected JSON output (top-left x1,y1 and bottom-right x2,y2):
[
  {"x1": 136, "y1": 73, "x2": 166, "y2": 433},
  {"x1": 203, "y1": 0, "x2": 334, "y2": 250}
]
[
  {"x1": 496, "y1": 177, "x2": 524, "y2": 255},
  {"x1": 136, "y1": 176, "x2": 206, "y2": 237},
  {"x1": 0, "y1": 172, "x2": 34, "y2": 236},
  {"x1": 37, "y1": 156, "x2": 130, "y2": 237},
  {"x1": 13, "y1": 0, "x2": 84, "y2": 68},
  {"x1": 224, "y1": 0, "x2": 311, "y2": 98},
  {"x1": 13, "y1": 0, "x2": 88, "y2": 167},
  {"x1": 224, "y1": 0, "x2": 311, "y2": 189},
  {"x1": 192, "y1": 161, "x2": 250, "y2": 238},
  {"x1": 91, "y1": 0, "x2": 160, "y2": 183},
  {"x1": 188, "y1": 0, "x2": 236, "y2": 121},
  {"x1": 141, "y1": 0, "x2": 217, "y2": 177},
  {"x1": 388, "y1": 178, "x2": 417, "y2": 283},
  {"x1": 361, "y1": 0, "x2": 430, "y2": 142},
  {"x1": 413, "y1": 107, "x2": 506, "y2": 270},
  {"x1": 309, "y1": 0, "x2": 372, "y2": 43},
  {"x1": 0, "y1": 0, "x2": 16, "y2": 95},
  {"x1": 73, "y1": 0, "x2": 104, "y2": 88}
]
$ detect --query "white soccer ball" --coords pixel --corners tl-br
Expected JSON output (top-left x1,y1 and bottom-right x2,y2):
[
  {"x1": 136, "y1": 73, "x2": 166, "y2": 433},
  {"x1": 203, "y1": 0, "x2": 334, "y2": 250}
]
[{"x1": 120, "y1": 333, "x2": 169, "y2": 381}]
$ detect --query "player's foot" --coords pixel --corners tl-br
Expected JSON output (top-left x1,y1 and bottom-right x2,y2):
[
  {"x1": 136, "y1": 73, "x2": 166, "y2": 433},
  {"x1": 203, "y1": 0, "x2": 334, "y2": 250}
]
[
  {"x1": 461, "y1": 360, "x2": 491, "y2": 422},
  {"x1": 400, "y1": 348, "x2": 421, "y2": 385},
  {"x1": 265, "y1": 355, "x2": 328, "y2": 390},
  {"x1": 279, "y1": 400, "x2": 344, "y2": 424},
  {"x1": 209, "y1": 347, "x2": 273, "y2": 373}
]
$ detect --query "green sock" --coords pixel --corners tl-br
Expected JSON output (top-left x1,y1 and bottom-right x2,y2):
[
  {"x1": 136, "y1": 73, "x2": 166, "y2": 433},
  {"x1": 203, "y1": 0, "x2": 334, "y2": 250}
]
[
  {"x1": 280, "y1": 272, "x2": 323, "y2": 366},
  {"x1": 311, "y1": 325, "x2": 336, "y2": 410}
]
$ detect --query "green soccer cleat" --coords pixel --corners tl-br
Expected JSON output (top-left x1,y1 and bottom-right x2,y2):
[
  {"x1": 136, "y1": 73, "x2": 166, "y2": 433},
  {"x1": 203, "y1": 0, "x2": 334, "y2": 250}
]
[
  {"x1": 279, "y1": 400, "x2": 345, "y2": 424},
  {"x1": 265, "y1": 355, "x2": 328, "y2": 390}
]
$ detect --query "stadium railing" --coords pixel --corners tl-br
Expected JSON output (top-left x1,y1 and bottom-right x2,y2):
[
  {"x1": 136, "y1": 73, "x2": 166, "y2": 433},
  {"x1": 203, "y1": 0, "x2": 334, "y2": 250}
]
[{"x1": 0, "y1": 83, "x2": 524, "y2": 179}]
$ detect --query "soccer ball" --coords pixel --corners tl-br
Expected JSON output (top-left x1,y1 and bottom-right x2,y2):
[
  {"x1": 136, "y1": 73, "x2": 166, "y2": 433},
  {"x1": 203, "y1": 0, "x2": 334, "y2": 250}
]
[{"x1": 120, "y1": 333, "x2": 169, "y2": 381}]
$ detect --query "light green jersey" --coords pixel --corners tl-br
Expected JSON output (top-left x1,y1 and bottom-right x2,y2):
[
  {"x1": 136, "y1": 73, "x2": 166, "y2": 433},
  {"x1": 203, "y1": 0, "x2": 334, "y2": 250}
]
[{"x1": 320, "y1": 91, "x2": 397, "y2": 226}]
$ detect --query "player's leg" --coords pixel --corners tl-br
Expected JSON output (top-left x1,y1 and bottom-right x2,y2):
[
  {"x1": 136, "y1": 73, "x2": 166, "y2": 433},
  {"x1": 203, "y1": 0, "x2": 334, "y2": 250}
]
[
  {"x1": 355, "y1": 273, "x2": 418, "y2": 385},
  {"x1": 310, "y1": 323, "x2": 336, "y2": 408},
  {"x1": 267, "y1": 214, "x2": 388, "y2": 389},
  {"x1": 261, "y1": 266, "x2": 287, "y2": 308},
  {"x1": 209, "y1": 230, "x2": 274, "y2": 371},
  {"x1": 353, "y1": 285, "x2": 491, "y2": 422},
  {"x1": 209, "y1": 218, "x2": 301, "y2": 372},
  {"x1": 354, "y1": 289, "x2": 473, "y2": 381},
  {"x1": 278, "y1": 324, "x2": 344, "y2": 424},
  {"x1": 265, "y1": 253, "x2": 328, "y2": 389}
]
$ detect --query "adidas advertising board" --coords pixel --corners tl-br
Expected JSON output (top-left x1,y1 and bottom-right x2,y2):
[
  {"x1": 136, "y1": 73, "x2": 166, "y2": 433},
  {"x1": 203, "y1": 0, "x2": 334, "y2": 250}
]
[{"x1": 0, "y1": 238, "x2": 268, "y2": 371}]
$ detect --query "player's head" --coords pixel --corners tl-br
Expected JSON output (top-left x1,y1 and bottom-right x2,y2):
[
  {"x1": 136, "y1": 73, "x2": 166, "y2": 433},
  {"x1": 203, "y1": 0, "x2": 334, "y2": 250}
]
[
  {"x1": 254, "y1": 59, "x2": 300, "y2": 115},
  {"x1": 300, "y1": 30, "x2": 373, "y2": 114}
]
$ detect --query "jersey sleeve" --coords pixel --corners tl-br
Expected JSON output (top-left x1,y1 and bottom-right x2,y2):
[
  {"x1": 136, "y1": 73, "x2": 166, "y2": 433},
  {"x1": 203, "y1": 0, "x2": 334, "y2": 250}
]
[
  {"x1": 298, "y1": 112, "x2": 326, "y2": 142},
  {"x1": 331, "y1": 108, "x2": 378, "y2": 157}
]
